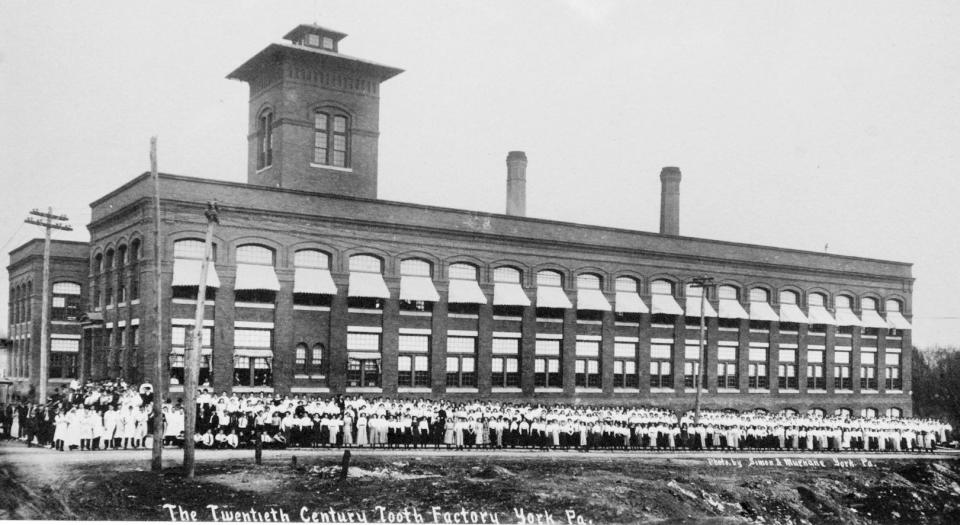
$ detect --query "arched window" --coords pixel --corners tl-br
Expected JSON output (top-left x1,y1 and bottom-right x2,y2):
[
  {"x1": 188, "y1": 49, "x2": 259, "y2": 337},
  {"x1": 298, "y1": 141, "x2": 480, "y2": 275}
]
[
  {"x1": 886, "y1": 299, "x2": 903, "y2": 313},
  {"x1": 313, "y1": 109, "x2": 349, "y2": 167},
  {"x1": 257, "y1": 110, "x2": 273, "y2": 169},
  {"x1": 749, "y1": 288, "x2": 770, "y2": 303},
  {"x1": 718, "y1": 285, "x2": 738, "y2": 300},
  {"x1": 494, "y1": 266, "x2": 521, "y2": 284},
  {"x1": 104, "y1": 249, "x2": 115, "y2": 306},
  {"x1": 779, "y1": 290, "x2": 799, "y2": 305},
  {"x1": 130, "y1": 239, "x2": 142, "y2": 300},
  {"x1": 295, "y1": 343, "x2": 308, "y2": 373},
  {"x1": 171, "y1": 238, "x2": 219, "y2": 301},
  {"x1": 779, "y1": 408, "x2": 798, "y2": 417},
  {"x1": 399, "y1": 258, "x2": 437, "y2": 312},
  {"x1": 836, "y1": 294, "x2": 853, "y2": 310},
  {"x1": 492, "y1": 266, "x2": 528, "y2": 314},
  {"x1": 834, "y1": 407, "x2": 852, "y2": 418},
  {"x1": 116, "y1": 245, "x2": 128, "y2": 303},
  {"x1": 885, "y1": 407, "x2": 902, "y2": 418},
  {"x1": 348, "y1": 254, "x2": 387, "y2": 309},
  {"x1": 312, "y1": 343, "x2": 324, "y2": 372},
  {"x1": 536, "y1": 270, "x2": 570, "y2": 315},
  {"x1": 447, "y1": 263, "x2": 484, "y2": 313},
  {"x1": 293, "y1": 250, "x2": 335, "y2": 307},
  {"x1": 806, "y1": 408, "x2": 825, "y2": 418},
  {"x1": 576, "y1": 273, "x2": 609, "y2": 317},
  {"x1": 349, "y1": 254, "x2": 382, "y2": 273},
  {"x1": 861, "y1": 407, "x2": 877, "y2": 419},
  {"x1": 235, "y1": 244, "x2": 278, "y2": 304},
  {"x1": 809, "y1": 292, "x2": 826, "y2": 307},
  {"x1": 651, "y1": 279, "x2": 674, "y2": 296}
]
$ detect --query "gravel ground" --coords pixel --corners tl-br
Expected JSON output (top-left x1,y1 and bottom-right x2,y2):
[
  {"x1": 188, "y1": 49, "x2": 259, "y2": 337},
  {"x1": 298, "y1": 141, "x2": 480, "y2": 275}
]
[{"x1": 2, "y1": 440, "x2": 960, "y2": 524}]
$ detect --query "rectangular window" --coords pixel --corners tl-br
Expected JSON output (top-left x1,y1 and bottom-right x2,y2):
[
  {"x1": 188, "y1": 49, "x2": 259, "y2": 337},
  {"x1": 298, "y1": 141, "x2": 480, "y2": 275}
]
[
  {"x1": 49, "y1": 351, "x2": 78, "y2": 379},
  {"x1": 492, "y1": 337, "x2": 521, "y2": 388},
  {"x1": 346, "y1": 332, "x2": 380, "y2": 351},
  {"x1": 834, "y1": 350, "x2": 852, "y2": 390},
  {"x1": 314, "y1": 113, "x2": 328, "y2": 164},
  {"x1": 860, "y1": 365, "x2": 878, "y2": 390},
  {"x1": 748, "y1": 363, "x2": 768, "y2": 389},
  {"x1": 650, "y1": 360, "x2": 672, "y2": 389},
  {"x1": 778, "y1": 364, "x2": 798, "y2": 390},
  {"x1": 535, "y1": 338, "x2": 562, "y2": 387},
  {"x1": 717, "y1": 344, "x2": 738, "y2": 388},
  {"x1": 574, "y1": 339, "x2": 600, "y2": 388},
  {"x1": 234, "y1": 328, "x2": 270, "y2": 348},
  {"x1": 446, "y1": 355, "x2": 476, "y2": 388},
  {"x1": 613, "y1": 342, "x2": 638, "y2": 388},
  {"x1": 398, "y1": 335, "x2": 431, "y2": 387},
  {"x1": 807, "y1": 350, "x2": 825, "y2": 390},
  {"x1": 885, "y1": 364, "x2": 902, "y2": 390}
]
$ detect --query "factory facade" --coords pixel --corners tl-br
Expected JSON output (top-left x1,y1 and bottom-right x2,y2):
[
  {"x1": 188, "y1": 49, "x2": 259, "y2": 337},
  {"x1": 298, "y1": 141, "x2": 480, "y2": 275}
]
[{"x1": 7, "y1": 25, "x2": 914, "y2": 417}]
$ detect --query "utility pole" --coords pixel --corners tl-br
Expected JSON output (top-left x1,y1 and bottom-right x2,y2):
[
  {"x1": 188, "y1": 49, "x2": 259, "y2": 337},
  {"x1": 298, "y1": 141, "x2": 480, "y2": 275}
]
[
  {"x1": 184, "y1": 200, "x2": 219, "y2": 478},
  {"x1": 24, "y1": 208, "x2": 72, "y2": 405},
  {"x1": 150, "y1": 137, "x2": 165, "y2": 472},
  {"x1": 690, "y1": 275, "x2": 715, "y2": 425}
]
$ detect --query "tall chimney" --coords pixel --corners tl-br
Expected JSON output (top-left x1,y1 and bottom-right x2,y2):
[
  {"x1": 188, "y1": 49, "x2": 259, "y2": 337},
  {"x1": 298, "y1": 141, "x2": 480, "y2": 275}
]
[
  {"x1": 659, "y1": 166, "x2": 681, "y2": 235},
  {"x1": 506, "y1": 151, "x2": 527, "y2": 216}
]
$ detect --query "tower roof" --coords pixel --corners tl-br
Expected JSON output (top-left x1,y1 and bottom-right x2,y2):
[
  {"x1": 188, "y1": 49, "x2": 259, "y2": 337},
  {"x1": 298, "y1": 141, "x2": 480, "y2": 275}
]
[{"x1": 227, "y1": 23, "x2": 403, "y2": 83}]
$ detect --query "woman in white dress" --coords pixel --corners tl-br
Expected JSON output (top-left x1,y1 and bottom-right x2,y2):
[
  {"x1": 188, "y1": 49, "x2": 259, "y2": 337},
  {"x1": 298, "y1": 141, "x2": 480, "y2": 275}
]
[
  {"x1": 122, "y1": 406, "x2": 139, "y2": 449},
  {"x1": 64, "y1": 408, "x2": 82, "y2": 451},
  {"x1": 53, "y1": 409, "x2": 68, "y2": 451},
  {"x1": 355, "y1": 413, "x2": 368, "y2": 447}
]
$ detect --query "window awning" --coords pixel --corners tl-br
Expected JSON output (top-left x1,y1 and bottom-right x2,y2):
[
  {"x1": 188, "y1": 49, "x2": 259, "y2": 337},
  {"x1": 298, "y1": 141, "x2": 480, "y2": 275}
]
[
  {"x1": 294, "y1": 268, "x2": 337, "y2": 295},
  {"x1": 577, "y1": 289, "x2": 611, "y2": 311},
  {"x1": 614, "y1": 291, "x2": 649, "y2": 314},
  {"x1": 348, "y1": 272, "x2": 391, "y2": 299},
  {"x1": 400, "y1": 275, "x2": 440, "y2": 302},
  {"x1": 448, "y1": 279, "x2": 487, "y2": 304},
  {"x1": 886, "y1": 311, "x2": 912, "y2": 330},
  {"x1": 493, "y1": 282, "x2": 531, "y2": 306},
  {"x1": 718, "y1": 298, "x2": 749, "y2": 319},
  {"x1": 749, "y1": 301, "x2": 779, "y2": 322},
  {"x1": 234, "y1": 263, "x2": 280, "y2": 292},
  {"x1": 835, "y1": 308, "x2": 862, "y2": 327},
  {"x1": 170, "y1": 347, "x2": 213, "y2": 356},
  {"x1": 233, "y1": 348, "x2": 274, "y2": 358},
  {"x1": 779, "y1": 303, "x2": 809, "y2": 324},
  {"x1": 172, "y1": 259, "x2": 221, "y2": 288},
  {"x1": 537, "y1": 286, "x2": 572, "y2": 309},
  {"x1": 651, "y1": 294, "x2": 684, "y2": 315},
  {"x1": 860, "y1": 310, "x2": 890, "y2": 329},
  {"x1": 684, "y1": 297, "x2": 717, "y2": 317},
  {"x1": 807, "y1": 305, "x2": 837, "y2": 325}
]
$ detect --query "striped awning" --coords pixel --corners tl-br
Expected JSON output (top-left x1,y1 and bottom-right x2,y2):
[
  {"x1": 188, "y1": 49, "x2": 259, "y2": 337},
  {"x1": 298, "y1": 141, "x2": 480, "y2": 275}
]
[
  {"x1": 651, "y1": 294, "x2": 684, "y2": 315},
  {"x1": 294, "y1": 268, "x2": 337, "y2": 295},
  {"x1": 399, "y1": 275, "x2": 440, "y2": 302},
  {"x1": 718, "y1": 298, "x2": 749, "y2": 319},
  {"x1": 348, "y1": 272, "x2": 390, "y2": 299},
  {"x1": 614, "y1": 291, "x2": 649, "y2": 314},
  {"x1": 172, "y1": 259, "x2": 221, "y2": 288},
  {"x1": 234, "y1": 264, "x2": 280, "y2": 292},
  {"x1": 577, "y1": 289, "x2": 612, "y2": 311},
  {"x1": 493, "y1": 282, "x2": 531, "y2": 306},
  {"x1": 448, "y1": 279, "x2": 487, "y2": 304}
]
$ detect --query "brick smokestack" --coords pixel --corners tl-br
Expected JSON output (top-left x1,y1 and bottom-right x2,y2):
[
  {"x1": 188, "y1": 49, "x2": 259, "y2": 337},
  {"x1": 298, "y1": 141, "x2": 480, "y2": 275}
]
[
  {"x1": 659, "y1": 166, "x2": 681, "y2": 235},
  {"x1": 506, "y1": 151, "x2": 527, "y2": 216}
]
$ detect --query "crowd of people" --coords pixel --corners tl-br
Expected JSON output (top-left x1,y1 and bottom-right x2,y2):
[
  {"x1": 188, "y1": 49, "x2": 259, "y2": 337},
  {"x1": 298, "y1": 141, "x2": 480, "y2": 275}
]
[{"x1": 0, "y1": 381, "x2": 953, "y2": 454}]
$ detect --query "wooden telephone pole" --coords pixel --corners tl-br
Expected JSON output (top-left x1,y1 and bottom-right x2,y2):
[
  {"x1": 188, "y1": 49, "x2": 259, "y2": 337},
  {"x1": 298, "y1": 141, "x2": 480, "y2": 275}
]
[
  {"x1": 183, "y1": 201, "x2": 219, "y2": 478},
  {"x1": 24, "y1": 208, "x2": 72, "y2": 404},
  {"x1": 690, "y1": 275, "x2": 715, "y2": 425},
  {"x1": 150, "y1": 137, "x2": 165, "y2": 472}
]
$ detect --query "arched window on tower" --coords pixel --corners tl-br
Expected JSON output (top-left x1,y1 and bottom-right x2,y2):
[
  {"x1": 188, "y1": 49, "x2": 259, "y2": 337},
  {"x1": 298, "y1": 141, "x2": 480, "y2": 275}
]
[{"x1": 257, "y1": 110, "x2": 273, "y2": 169}]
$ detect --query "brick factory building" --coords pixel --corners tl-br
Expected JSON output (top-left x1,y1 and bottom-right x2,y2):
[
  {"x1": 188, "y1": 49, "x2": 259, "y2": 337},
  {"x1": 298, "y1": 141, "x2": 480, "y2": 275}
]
[{"x1": 7, "y1": 24, "x2": 914, "y2": 417}]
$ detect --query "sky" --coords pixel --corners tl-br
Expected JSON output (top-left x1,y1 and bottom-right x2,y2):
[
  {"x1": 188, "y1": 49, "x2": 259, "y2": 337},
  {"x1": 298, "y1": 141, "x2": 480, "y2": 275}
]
[{"x1": 0, "y1": 0, "x2": 958, "y2": 346}]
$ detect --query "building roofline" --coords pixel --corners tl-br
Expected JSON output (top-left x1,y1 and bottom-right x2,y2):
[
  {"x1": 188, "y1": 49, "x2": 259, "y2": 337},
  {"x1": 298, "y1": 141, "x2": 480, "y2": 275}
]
[
  {"x1": 90, "y1": 171, "x2": 913, "y2": 270},
  {"x1": 225, "y1": 42, "x2": 403, "y2": 82},
  {"x1": 8, "y1": 238, "x2": 89, "y2": 257}
]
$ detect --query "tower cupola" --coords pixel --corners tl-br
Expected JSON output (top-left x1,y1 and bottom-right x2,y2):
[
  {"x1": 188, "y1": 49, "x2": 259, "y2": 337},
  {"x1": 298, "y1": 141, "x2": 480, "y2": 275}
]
[{"x1": 228, "y1": 24, "x2": 403, "y2": 198}]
